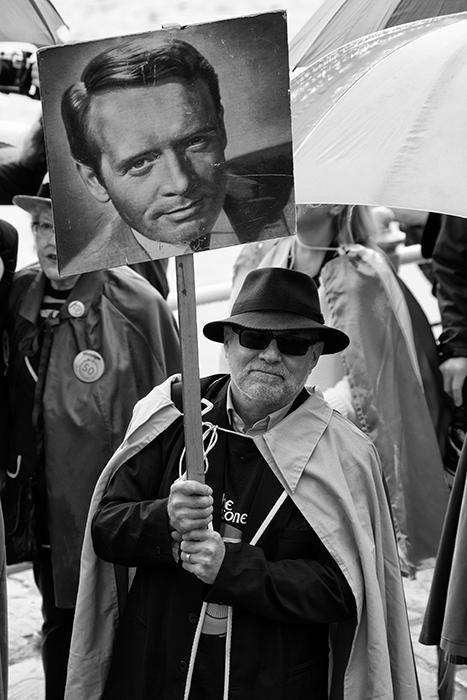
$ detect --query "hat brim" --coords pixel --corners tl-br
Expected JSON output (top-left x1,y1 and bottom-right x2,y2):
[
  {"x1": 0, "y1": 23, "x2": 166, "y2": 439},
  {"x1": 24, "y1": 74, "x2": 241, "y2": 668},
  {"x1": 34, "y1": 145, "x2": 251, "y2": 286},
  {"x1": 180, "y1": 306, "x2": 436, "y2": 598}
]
[
  {"x1": 13, "y1": 195, "x2": 51, "y2": 214},
  {"x1": 203, "y1": 311, "x2": 349, "y2": 355}
]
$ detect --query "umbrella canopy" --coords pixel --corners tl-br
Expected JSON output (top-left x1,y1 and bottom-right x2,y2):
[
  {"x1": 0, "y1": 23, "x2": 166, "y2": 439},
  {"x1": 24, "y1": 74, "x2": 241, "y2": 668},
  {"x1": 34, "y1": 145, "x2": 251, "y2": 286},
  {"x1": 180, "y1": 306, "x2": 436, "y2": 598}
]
[
  {"x1": 291, "y1": 12, "x2": 467, "y2": 217},
  {"x1": 290, "y1": 0, "x2": 467, "y2": 69},
  {"x1": 0, "y1": 0, "x2": 68, "y2": 47}
]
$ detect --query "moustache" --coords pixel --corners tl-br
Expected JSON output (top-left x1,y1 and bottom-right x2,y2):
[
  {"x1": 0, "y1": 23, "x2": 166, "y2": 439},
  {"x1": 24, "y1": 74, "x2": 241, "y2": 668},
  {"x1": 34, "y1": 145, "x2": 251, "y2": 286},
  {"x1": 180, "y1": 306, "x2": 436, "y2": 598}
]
[{"x1": 248, "y1": 365, "x2": 285, "y2": 377}]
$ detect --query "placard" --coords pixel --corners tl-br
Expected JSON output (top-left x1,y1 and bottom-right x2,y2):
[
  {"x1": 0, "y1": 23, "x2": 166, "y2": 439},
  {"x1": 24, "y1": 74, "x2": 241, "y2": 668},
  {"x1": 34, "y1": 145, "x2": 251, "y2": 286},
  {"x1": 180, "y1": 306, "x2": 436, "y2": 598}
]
[{"x1": 38, "y1": 12, "x2": 295, "y2": 275}]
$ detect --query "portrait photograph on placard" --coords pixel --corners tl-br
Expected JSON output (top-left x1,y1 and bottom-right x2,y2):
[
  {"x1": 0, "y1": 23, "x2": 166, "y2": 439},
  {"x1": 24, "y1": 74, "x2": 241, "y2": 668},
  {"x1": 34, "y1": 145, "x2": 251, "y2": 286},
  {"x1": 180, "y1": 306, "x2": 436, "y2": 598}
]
[{"x1": 38, "y1": 12, "x2": 295, "y2": 276}]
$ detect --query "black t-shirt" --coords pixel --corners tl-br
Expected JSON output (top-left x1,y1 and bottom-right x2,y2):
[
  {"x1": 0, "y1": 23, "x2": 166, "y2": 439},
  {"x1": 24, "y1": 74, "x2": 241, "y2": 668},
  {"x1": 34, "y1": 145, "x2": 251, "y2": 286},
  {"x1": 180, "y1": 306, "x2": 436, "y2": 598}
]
[{"x1": 190, "y1": 432, "x2": 266, "y2": 699}]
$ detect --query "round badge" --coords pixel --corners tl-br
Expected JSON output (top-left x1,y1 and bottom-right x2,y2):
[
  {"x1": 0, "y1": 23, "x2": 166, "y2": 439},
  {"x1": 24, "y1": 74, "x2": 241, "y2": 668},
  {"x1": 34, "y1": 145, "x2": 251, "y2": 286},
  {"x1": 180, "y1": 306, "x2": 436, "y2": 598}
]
[
  {"x1": 68, "y1": 300, "x2": 85, "y2": 318},
  {"x1": 73, "y1": 350, "x2": 105, "y2": 383}
]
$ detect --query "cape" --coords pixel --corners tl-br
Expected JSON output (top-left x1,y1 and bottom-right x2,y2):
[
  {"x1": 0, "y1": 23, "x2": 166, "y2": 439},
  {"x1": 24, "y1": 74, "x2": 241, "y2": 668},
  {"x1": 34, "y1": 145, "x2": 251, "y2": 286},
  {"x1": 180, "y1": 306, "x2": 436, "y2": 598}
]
[{"x1": 65, "y1": 375, "x2": 419, "y2": 700}]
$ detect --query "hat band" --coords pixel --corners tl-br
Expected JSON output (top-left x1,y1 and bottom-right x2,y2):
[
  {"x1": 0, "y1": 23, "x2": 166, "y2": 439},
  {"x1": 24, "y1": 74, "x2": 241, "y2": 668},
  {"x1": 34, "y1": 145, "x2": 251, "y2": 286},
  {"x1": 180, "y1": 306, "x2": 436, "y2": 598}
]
[{"x1": 230, "y1": 303, "x2": 325, "y2": 326}]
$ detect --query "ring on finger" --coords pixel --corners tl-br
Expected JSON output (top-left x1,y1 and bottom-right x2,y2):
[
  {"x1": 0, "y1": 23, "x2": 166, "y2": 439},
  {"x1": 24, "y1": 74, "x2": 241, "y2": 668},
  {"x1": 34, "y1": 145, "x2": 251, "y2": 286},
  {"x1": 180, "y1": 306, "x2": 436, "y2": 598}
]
[{"x1": 185, "y1": 552, "x2": 191, "y2": 562}]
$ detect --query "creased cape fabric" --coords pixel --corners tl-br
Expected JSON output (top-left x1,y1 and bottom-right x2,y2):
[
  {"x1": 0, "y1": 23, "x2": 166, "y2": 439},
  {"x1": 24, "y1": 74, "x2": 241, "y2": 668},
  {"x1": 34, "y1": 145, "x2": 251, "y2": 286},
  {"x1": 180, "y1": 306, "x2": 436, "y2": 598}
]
[
  {"x1": 3, "y1": 264, "x2": 181, "y2": 606},
  {"x1": 65, "y1": 374, "x2": 419, "y2": 700},
  {"x1": 258, "y1": 240, "x2": 449, "y2": 573}
]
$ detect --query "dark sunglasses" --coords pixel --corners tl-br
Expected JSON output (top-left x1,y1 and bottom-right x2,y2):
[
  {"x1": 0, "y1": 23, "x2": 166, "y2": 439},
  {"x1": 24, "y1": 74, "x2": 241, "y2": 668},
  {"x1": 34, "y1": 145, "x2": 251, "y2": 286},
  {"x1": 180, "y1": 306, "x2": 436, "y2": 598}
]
[{"x1": 232, "y1": 326, "x2": 320, "y2": 356}]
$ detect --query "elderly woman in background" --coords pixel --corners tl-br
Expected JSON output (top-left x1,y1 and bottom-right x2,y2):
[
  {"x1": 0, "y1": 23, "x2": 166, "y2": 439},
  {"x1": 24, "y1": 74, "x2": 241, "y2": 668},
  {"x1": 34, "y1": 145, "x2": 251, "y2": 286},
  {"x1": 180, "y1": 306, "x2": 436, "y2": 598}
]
[{"x1": 0, "y1": 181, "x2": 181, "y2": 700}]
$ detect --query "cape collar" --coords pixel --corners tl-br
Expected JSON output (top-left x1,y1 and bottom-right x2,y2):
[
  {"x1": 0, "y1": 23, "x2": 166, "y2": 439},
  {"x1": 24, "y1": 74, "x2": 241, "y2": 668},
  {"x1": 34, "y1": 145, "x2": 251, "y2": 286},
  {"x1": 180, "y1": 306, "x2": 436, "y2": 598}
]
[
  {"x1": 254, "y1": 387, "x2": 333, "y2": 493},
  {"x1": 18, "y1": 268, "x2": 104, "y2": 325},
  {"x1": 122, "y1": 375, "x2": 332, "y2": 495}
]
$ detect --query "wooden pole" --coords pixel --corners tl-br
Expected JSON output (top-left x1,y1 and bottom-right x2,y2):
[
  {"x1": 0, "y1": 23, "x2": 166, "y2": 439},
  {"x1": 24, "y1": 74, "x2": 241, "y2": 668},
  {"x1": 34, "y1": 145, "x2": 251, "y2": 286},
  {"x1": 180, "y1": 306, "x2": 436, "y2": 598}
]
[{"x1": 175, "y1": 253, "x2": 205, "y2": 483}]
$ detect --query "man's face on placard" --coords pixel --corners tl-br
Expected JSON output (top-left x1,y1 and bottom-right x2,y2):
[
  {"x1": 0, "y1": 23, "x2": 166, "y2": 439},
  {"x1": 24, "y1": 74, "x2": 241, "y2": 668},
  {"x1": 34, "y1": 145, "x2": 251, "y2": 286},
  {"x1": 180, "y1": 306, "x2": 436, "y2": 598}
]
[{"x1": 77, "y1": 78, "x2": 228, "y2": 245}]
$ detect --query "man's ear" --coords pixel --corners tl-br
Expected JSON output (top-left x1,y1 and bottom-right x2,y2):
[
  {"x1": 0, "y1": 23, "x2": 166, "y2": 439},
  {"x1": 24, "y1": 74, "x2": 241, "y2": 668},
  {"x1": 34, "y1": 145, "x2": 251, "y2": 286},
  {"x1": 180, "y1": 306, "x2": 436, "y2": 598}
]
[
  {"x1": 223, "y1": 325, "x2": 233, "y2": 357},
  {"x1": 310, "y1": 340, "x2": 325, "y2": 371},
  {"x1": 76, "y1": 162, "x2": 110, "y2": 204}
]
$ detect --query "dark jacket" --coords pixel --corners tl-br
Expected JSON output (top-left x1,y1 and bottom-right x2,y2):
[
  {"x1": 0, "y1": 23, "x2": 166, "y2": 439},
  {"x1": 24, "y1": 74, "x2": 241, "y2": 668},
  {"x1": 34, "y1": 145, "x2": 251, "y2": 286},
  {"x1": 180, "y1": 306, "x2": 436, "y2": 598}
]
[
  {"x1": 91, "y1": 376, "x2": 355, "y2": 700},
  {"x1": 2, "y1": 264, "x2": 181, "y2": 606},
  {"x1": 420, "y1": 437, "x2": 467, "y2": 662},
  {"x1": 431, "y1": 215, "x2": 467, "y2": 361},
  {"x1": 0, "y1": 219, "x2": 18, "y2": 463},
  {"x1": 0, "y1": 219, "x2": 18, "y2": 700}
]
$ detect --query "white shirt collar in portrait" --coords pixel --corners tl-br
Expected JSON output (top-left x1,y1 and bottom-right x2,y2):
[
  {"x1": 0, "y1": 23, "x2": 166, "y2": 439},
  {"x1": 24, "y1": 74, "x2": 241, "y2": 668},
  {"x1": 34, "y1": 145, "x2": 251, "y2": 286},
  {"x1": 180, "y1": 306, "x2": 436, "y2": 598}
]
[{"x1": 131, "y1": 208, "x2": 234, "y2": 259}]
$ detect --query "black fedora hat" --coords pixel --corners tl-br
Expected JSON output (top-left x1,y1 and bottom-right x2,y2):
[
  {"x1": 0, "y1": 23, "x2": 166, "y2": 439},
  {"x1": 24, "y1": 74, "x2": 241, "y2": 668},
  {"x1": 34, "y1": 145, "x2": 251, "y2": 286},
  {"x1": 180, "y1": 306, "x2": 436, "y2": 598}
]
[{"x1": 203, "y1": 267, "x2": 349, "y2": 355}]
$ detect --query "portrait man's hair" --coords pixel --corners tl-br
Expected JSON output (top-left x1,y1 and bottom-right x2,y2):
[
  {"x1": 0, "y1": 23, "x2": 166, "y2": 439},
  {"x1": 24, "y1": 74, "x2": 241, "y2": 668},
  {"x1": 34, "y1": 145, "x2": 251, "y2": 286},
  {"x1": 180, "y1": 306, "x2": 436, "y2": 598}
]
[{"x1": 61, "y1": 39, "x2": 223, "y2": 180}]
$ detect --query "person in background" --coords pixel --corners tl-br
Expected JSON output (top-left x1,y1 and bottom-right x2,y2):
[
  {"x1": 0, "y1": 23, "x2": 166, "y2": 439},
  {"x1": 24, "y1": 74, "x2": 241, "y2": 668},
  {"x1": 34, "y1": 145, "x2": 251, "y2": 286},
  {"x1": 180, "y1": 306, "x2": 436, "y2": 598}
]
[
  {"x1": 0, "y1": 218, "x2": 18, "y2": 700},
  {"x1": 0, "y1": 115, "x2": 46, "y2": 203},
  {"x1": 426, "y1": 215, "x2": 467, "y2": 408},
  {"x1": 65, "y1": 267, "x2": 419, "y2": 700},
  {"x1": 418, "y1": 213, "x2": 467, "y2": 700},
  {"x1": 420, "y1": 426, "x2": 467, "y2": 700},
  {"x1": 227, "y1": 203, "x2": 451, "y2": 577},
  {"x1": 0, "y1": 218, "x2": 18, "y2": 460},
  {"x1": 0, "y1": 181, "x2": 181, "y2": 700}
]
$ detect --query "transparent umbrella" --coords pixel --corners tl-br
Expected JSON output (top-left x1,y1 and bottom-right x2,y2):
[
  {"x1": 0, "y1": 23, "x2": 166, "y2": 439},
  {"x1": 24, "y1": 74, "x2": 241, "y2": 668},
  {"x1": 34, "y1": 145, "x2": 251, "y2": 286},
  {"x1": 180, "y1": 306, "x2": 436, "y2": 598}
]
[
  {"x1": 290, "y1": 0, "x2": 467, "y2": 69},
  {"x1": 0, "y1": 0, "x2": 68, "y2": 48},
  {"x1": 292, "y1": 12, "x2": 467, "y2": 218}
]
